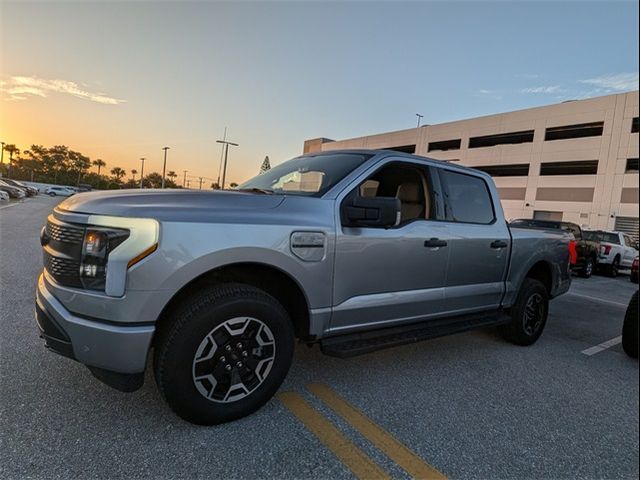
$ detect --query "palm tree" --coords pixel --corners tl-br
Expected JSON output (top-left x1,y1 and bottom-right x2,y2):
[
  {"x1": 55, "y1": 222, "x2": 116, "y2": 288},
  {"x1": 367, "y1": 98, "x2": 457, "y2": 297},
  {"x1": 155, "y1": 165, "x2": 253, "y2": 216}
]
[
  {"x1": 93, "y1": 158, "x2": 106, "y2": 175},
  {"x1": 131, "y1": 169, "x2": 138, "y2": 182},
  {"x1": 4, "y1": 144, "x2": 20, "y2": 177},
  {"x1": 167, "y1": 170, "x2": 177, "y2": 182},
  {"x1": 110, "y1": 167, "x2": 126, "y2": 183}
]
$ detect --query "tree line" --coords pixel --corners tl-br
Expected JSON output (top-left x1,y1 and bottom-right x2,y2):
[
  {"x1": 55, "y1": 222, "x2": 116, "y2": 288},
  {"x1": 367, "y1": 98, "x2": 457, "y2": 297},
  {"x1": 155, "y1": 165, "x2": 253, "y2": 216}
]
[
  {"x1": 0, "y1": 144, "x2": 180, "y2": 189},
  {"x1": 1, "y1": 145, "x2": 273, "y2": 190}
]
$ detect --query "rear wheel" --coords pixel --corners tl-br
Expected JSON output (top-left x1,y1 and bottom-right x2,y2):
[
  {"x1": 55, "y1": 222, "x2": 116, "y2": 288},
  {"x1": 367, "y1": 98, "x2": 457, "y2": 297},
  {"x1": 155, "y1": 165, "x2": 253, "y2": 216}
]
[
  {"x1": 622, "y1": 291, "x2": 638, "y2": 359},
  {"x1": 154, "y1": 283, "x2": 295, "y2": 425},
  {"x1": 501, "y1": 278, "x2": 549, "y2": 346},
  {"x1": 608, "y1": 257, "x2": 620, "y2": 278},
  {"x1": 580, "y1": 257, "x2": 594, "y2": 278},
  {"x1": 48, "y1": 192, "x2": 56, "y2": 197}
]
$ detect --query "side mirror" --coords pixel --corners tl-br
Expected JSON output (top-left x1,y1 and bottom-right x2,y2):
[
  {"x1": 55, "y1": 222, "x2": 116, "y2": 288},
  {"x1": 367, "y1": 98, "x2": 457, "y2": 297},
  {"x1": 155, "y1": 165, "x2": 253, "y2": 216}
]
[{"x1": 343, "y1": 195, "x2": 401, "y2": 228}]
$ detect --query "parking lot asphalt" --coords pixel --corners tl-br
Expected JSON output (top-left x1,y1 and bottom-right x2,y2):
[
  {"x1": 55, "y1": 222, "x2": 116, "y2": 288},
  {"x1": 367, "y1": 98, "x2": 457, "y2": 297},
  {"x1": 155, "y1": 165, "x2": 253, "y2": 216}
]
[{"x1": 1, "y1": 195, "x2": 638, "y2": 479}]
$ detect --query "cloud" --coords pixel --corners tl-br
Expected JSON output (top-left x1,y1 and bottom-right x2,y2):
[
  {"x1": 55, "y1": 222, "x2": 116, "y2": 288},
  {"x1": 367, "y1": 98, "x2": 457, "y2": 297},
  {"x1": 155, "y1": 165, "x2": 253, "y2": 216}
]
[
  {"x1": 580, "y1": 73, "x2": 639, "y2": 92},
  {"x1": 520, "y1": 85, "x2": 564, "y2": 94},
  {"x1": 1, "y1": 75, "x2": 126, "y2": 104}
]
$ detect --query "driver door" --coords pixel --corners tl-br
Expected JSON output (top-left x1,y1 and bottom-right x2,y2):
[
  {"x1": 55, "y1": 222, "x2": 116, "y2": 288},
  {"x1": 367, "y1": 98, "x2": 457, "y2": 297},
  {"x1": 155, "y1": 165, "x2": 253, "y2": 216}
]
[{"x1": 330, "y1": 160, "x2": 451, "y2": 333}]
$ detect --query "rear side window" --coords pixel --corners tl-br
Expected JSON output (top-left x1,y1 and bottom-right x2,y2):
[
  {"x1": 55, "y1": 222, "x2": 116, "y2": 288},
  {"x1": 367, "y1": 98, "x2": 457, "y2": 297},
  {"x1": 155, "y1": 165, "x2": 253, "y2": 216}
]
[{"x1": 441, "y1": 170, "x2": 495, "y2": 224}]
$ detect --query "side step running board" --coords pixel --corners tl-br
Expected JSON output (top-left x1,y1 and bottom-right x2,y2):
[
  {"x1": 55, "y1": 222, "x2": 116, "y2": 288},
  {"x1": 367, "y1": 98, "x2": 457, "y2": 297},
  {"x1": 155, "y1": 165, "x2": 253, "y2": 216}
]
[{"x1": 320, "y1": 311, "x2": 511, "y2": 358}]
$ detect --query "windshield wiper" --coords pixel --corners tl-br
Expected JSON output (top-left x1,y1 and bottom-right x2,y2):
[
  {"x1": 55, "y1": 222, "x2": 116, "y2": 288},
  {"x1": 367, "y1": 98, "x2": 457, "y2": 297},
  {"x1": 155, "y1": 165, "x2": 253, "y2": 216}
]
[{"x1": 236, "y1": 187, "x2": 275, "y2": 194}]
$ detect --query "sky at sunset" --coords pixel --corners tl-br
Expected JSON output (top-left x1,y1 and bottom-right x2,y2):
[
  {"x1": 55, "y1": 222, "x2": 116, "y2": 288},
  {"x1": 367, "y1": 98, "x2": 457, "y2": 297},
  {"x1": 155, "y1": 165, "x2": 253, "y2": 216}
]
[{"x1": 1, "y1": 1, "x2": 638, "y2": 186}]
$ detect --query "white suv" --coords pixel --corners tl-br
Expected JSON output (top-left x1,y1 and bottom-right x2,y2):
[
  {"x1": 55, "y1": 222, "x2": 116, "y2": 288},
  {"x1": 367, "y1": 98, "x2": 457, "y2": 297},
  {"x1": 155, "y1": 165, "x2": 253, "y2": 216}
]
[
  {"x1": 44, "y1": 186, "x2": 75, "y2": 197},
  {"x1": 586, "y1": 230, "x2": 639, "y2": 277}
]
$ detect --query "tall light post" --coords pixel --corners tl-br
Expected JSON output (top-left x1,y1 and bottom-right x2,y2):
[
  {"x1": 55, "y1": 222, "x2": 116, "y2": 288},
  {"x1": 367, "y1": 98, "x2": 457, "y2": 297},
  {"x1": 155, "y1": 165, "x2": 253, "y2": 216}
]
[
  {"x1": 139, "y1": 157, "x2": 146, "y2": 188},
  {"x1": 0, "y1": 141, "x2": 5, "y2": 166},
  {"x1": 216, "y1": 139, "x2": 238, "y2": 189},
  {"x1": 183, "y1": 170, "x2": 188, "y2": 187},
  {"x1": 416, "y1": 113, "x2": 424, "y2": 128},
  {"x1": 161, "y1": 146, "x2": 170, "y2": 188},
  {"x1": 198, "y1": 177, "x2": 204, "y2": 190}
]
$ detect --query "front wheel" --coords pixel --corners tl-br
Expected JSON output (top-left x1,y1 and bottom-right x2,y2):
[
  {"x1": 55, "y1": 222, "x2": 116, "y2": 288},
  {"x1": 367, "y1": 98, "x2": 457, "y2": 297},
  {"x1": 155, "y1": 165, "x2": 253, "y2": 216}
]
[
  {"x1": 48, "y1": 192, "x2": 56, "y2": 197},
  {"x1": 501, "y1": 278, "x2": 549, "y2": 346},
  {"x1": 154, "y1": 283, "x2": 295, "y2": 425}
]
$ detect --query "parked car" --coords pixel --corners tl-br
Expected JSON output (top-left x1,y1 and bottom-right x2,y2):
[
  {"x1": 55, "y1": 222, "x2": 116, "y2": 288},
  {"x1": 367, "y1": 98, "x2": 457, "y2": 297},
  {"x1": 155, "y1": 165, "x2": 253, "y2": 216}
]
[
  {"x1": 0, "y1": 180, "x2": 27, "y2": 199},
  {"x1": 510, "y1": 219, "x2": 599, "y2": 278},
  {"x1": 77, "y1": 184, "x2": 93, "y2": 192},
  {"x1": 44, "y1": 186, "x2": 75, "y2": 197},
  {"x1": 0, "y1": 190, "x2": 9, "y2": 202},
  {"x1": 622, "y1": 291, "x2": 638, "y2": 358},
  {"x1": 0, "y1": 178, "x2": 38, "y2": 196},
  {"x1": 631, "y1": 257, "x2": 639, "y2": 284},
  {"x1": 584, "y1": 230, "x2": 638, "y2": 277},
  {"x1": 36, "y1": 149, "x2": 572, "y2": 425}
]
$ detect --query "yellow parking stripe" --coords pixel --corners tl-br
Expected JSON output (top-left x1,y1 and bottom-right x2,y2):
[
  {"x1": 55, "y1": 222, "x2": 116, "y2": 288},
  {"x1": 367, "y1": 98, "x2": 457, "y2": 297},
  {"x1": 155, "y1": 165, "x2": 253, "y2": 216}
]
[
  {"x1": 278, "y1": 391, "x2": 390, "y2": 480},
  {"x1": 308, "y1": 383, "x2": 447, "y2": 480}
]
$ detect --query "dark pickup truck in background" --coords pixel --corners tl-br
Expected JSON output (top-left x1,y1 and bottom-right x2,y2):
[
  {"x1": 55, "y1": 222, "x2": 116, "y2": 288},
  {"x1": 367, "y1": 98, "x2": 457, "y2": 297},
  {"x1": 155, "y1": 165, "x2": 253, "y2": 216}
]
[{"x1": 510, "y1": 219, "x2": 600, "y2": 278}]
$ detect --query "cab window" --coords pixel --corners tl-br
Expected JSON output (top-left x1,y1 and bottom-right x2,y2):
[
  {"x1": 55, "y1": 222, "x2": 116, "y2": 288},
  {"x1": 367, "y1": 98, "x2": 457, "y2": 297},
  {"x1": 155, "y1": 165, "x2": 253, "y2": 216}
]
[{"x1": 358, "y1": 162, "x2": 434, "y2": 224}]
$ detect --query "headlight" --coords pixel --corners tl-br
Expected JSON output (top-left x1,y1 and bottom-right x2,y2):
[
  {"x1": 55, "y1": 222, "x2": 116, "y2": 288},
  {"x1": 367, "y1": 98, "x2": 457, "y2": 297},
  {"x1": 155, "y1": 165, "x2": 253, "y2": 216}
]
[
  {"x1": 80, "y1": 227, "x2": 129, "y2": 290},
  {"x1": 85, "y1": 215, "x2": 160, "y2": 296}
]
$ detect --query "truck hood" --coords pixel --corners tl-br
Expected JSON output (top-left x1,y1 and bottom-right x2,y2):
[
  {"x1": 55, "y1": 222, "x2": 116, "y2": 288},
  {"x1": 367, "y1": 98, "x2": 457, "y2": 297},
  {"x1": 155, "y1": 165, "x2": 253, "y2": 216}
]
[{"x1": 57, "y1": 189, "x2": 286, "y2": 221}]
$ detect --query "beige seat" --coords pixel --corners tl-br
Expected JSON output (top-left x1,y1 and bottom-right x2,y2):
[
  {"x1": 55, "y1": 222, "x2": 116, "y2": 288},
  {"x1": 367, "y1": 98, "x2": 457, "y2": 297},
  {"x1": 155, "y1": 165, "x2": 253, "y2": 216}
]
[{"x1": 396, "y1": 183, "x2": 425, "y2": 223}]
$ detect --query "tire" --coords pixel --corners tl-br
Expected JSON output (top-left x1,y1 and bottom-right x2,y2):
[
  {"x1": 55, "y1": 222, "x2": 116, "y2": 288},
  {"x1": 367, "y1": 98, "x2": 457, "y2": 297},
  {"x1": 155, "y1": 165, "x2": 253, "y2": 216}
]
[
  {"x1": 501, "y1": 278, "x2": 549, "y2": 346},
  {"x1": 622, "y1": 291, "x2": 638, "y2": 359},
  {"x1": 608, "y1": 257, "x2": 620, "y2": 278},
  {"x1": 153, "y1": 283, "x2": 294, "y2": 425},
  {"x1": 580, "y1": 257, "x2": 594, "y2": 278},
  {"x1": 48, "y1": 192, "x2": 56, "y2": 197}
]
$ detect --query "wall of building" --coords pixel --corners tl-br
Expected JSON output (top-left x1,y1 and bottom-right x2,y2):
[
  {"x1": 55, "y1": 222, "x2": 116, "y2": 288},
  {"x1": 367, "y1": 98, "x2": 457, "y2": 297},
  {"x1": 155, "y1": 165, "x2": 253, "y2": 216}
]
[{"x1": 304, "y1": 91, "x2": 639, "y2": 237}]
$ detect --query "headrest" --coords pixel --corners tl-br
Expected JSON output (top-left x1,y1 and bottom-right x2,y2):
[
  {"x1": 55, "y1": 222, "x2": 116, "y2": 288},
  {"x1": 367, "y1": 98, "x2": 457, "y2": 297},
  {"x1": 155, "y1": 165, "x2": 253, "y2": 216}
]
[{"x1": 396, "y1": 183, "x2": 421, "y2": 203}]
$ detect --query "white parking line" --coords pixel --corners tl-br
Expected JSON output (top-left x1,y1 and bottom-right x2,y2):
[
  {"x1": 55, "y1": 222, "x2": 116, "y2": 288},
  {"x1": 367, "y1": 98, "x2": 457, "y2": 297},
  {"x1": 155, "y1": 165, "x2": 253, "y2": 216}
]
[
  {"x1": 581, "y1": 336, "x2": 622, "y2": 356},
  {"x1": 566, "y1": 292, "x2": 628, "y2": 308},
  {"x1": 0, "y1": 202, "x2": 21, "y2": 210}
]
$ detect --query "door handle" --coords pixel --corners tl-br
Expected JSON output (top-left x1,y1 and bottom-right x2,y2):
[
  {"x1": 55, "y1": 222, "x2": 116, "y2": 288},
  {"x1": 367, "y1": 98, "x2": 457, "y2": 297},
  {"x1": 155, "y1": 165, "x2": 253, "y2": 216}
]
[
  {"x1": 424, "y1": 238, "x2": 448, "y2": 248},
  {"x1": 490, "y1": 240, "x2": 508, "y2": 249}
]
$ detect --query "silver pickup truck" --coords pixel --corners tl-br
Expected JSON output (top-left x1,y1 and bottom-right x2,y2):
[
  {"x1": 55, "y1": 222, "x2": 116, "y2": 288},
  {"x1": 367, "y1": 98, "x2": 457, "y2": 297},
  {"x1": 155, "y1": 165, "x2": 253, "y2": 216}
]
[{"x1": 36, "y1": 150, "x2": 571, "y2": 424}]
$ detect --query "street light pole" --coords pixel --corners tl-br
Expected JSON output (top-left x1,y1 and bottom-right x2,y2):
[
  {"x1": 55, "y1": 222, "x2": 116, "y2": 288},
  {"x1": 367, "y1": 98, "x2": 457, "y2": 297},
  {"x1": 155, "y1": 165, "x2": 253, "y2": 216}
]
[
  {"x1": 161, "y1": 147, "x2": 170, "y2": 188},
  {"x1": 216, "y1": 139, "x2": 238, "y2": 189},
  {"x1": 139, "y1": 158, "x2": 146, "y2": 188},
  {"x1": 199, "y1": 177, "x2": 203, "y2": 190},
  {"x1": 183, "y1": 170, "x2": 188, "y2": 187},
  {"x1": 0, "y1": 141, "x2": 4, "y2": 166},
  {"x1": 416, "y1": 113, "x2": 424, "y2": 128}
]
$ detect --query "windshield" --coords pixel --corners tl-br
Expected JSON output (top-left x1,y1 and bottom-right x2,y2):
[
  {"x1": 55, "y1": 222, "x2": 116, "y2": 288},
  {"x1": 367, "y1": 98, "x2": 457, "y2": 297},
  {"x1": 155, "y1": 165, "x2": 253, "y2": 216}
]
[{"x1": 238, "y1": 153, "x2": 372, "y2": 196}]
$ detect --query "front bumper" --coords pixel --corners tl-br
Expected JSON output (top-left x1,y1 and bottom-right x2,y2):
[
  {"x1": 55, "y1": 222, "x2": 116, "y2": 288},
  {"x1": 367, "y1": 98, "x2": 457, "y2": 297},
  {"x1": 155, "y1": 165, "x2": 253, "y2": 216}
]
[{"x1": 35, "y1": 274, "x2": 155, "y2": 375}]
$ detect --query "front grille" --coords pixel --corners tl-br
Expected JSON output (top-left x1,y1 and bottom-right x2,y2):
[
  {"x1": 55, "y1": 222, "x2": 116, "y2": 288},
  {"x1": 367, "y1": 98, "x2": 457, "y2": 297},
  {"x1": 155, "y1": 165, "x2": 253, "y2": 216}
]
[
  {"x1": 43, "y1": 216, "x2": 85, "y2": 288},
  {"x1": 46, "y1": 221, "x2": 84, "y2": 244},
  {"x1": 46, "y1": 255, "x2": 81, "y2": 277}
]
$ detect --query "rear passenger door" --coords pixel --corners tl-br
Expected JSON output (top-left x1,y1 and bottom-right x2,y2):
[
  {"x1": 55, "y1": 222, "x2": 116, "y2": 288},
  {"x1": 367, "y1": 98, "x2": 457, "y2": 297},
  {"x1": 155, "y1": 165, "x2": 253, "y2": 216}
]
[{"x1": 437, "y1": 168, "x2": 511, "y2": 313}]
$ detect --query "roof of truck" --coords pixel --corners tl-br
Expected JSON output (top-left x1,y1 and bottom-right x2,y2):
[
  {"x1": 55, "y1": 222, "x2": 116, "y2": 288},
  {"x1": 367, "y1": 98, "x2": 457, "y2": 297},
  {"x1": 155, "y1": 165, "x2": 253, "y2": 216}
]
[{"x1": 302, "y1": 148, "x2": 487, "y2": 176}]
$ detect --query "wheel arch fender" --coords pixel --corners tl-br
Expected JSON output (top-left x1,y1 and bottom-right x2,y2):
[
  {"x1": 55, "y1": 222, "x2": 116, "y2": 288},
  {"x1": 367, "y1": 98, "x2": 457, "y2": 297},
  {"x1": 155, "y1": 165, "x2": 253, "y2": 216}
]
[{"x1": 154, "y1": 248, "x2": 317, "y2": 340}]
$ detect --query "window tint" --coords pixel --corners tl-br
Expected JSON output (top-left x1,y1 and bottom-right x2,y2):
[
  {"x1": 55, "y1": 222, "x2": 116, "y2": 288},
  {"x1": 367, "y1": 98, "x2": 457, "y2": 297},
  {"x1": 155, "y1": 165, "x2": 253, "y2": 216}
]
[
  {"x1": 238, "y1": 153, "x2": 371, "y2": 196},
  {"x1": 441, "y1": 170, "x2": 494, "y2": 224},
  {"x1": 359, "y1": 163, "x2": 433, "y2": 224}
]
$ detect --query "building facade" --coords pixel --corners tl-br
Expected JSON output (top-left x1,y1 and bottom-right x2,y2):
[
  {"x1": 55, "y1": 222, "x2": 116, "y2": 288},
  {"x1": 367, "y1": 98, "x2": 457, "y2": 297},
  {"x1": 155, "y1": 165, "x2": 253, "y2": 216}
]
[{"x1": 303, "y1": 91, "x2": 639, "y2": 240}]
